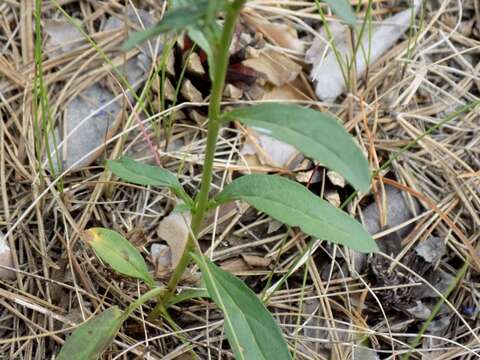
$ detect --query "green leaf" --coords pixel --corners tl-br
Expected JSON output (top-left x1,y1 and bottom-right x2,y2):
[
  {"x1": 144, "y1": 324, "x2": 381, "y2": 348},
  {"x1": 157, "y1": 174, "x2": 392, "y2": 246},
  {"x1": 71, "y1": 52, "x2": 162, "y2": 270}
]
[
  {"x1": 222, "y1": 103, "x2": 371, "y2": 193},
  {"x1": 172, "y1": 203, "x2": 193, "y2": 214},
  {"x1": 192, "y1": 253, "x2": 292, "y2": 360},
  {"x1": 171, "y1": 0, "x2": 222, "y2": 78},
  {"x1": 214, "y1": 175, "x2": 378, "y2": 253},
  {"x1": 84, "y1": 228, "x2": 155, "y2": 286},
  {"x1": 57, "y1": 307, "x2": 124, "y2": 360},
  {"x1": 186, "y1": 23, "x2": 221, "y2": 79},
  {"x1": 167, "y1": 288, "x2": 209, "y2": 306},
  {"x1": 122, "y1": 0, "x2": 210, "y2": 50},
  {"x1": 206, "y1": 0, "x2": 225, "y2": 23},
  {"x1": 323, "y1": 0, "x2": 357, "y2": 26},
  {"x1": 107, "y1": 157, "x2": 192, "y2": 205}
]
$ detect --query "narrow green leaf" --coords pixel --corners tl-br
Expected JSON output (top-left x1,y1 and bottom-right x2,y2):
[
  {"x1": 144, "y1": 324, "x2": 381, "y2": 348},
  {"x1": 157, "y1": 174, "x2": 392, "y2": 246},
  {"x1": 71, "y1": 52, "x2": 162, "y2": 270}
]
[
  {"x1": 322, "y1": 0, "x2": 357, "y2": 26},
  {"x1": 186, "y1": 23, "x2": 221, "y2": 79},
  {"x1": 122, "y1": 0, "x2": 210, "y2": 50},
  {"x1": 167, "y1": 288, "x2": 209, "y2": 306},
  {"x1": 214, "y1": 175, "x2": 378, "y2": 252},
  {"x1": 192, "y1": 253, "x2": 292, "y2": 360},
  {"x1": 222, "y1": 103, "x2": 371, "y2": 193},
  {"x1": 171, "y1": 0, "x2": 222, "y2": 78},
  {"x1": 172, "y1": 203, "x2": 193, "y2": 214},
  {"x1": 206, "y1": 0, "x2": 225, "y2": 23},
  {"x1": 84, "y1": 228, "x2": 155, "y2": 286},
  {"x1": 107, "y1": 157, "x2": 192, "y2": 205},
  {"x1": 57, "y1": 307, "x2": 124, "y2": 360}
]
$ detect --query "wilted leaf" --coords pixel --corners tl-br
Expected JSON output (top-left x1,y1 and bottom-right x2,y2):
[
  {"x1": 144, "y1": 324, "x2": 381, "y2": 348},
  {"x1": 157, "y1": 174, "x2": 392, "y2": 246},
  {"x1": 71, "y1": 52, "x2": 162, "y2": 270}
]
[
  {"x1": 243, "y1": 13, "x2": 304, "y2": 52},
  {"x1": 57, "y1": 307, "x2": 124, "y2": 360},
  {"x1": 240, "y1": 128, "x2": 299, "y2": 169},
  {"x1": 214, "y1": 175, "x2": 377, "y2": 253},
  {"x1": 322, "y1": 0, "x2": 357, "y2": 26},
  {"x1": 243, "y1": 50, "x2": 302, "y2": 87},
  {"x1": 107, "y1": 157, "x2": 193, "y2": 205},
  {"x1": 192, "y1": 254, "x2": 292, "y2": 360},
  {"x1": 84, "y1": 228, "x2": 155, "y2": 286},
  {"x1": 222, "y1": 104, "x2": 371, "y2": 192}
]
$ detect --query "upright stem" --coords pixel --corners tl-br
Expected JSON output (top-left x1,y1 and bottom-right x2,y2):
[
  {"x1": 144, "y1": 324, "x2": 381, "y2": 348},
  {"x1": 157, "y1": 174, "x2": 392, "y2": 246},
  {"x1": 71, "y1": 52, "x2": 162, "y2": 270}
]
[{"x1": 163, "y1": 0, "x2": 245, "y2": 302}]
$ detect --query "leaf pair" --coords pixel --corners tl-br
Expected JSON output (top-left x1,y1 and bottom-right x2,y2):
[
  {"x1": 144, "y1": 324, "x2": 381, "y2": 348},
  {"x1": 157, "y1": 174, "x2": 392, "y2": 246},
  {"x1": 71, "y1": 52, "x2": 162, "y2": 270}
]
[{"x1": 76, "y1": 225, "x2": 290, "y2": 359}]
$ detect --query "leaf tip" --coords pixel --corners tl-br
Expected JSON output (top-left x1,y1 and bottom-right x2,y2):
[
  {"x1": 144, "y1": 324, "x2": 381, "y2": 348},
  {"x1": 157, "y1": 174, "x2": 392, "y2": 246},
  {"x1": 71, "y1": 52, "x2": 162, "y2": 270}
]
[{"x1": 83, "y1": 228, "x2": 100, "y2": 244}]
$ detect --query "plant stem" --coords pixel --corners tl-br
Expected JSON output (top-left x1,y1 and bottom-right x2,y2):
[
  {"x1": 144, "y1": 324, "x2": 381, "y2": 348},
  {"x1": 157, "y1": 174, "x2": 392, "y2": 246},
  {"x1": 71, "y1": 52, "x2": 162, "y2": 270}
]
[
  {"x1": 162, "y1": 0, "x2": 246, "y2": 304},
  {"x1": 125, "y1": 287, "x2": 166, "y2": 318}
]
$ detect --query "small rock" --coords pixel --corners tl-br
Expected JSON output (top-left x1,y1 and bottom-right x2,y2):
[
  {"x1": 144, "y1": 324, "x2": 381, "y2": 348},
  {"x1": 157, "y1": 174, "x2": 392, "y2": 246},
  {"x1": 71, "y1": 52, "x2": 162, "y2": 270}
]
[
  {"x1": 351, "y1": 347, "x2": 379, "y2": 360},
  {"x1": 415, "y1": 236, "x2": 445, "y2": 264},
  {"x1": 0, "y1": 232, "x2": 15, "y2": 280},
  {"x1": 327, "y1": 170, "x2": 345, "y2": 188},
  {"x1": 45, "y1": 19, "x2": 85, "y2": 56},
  {"x1": 407, "y1": 300, "x2": 431, "y2": 320},
  {"x1": 361, "y1": 185, "x2": 420, "y2": 240},
  {"x1": 150, "y1": 244, "x2": 172, "y2": 270},
  {"x1": 46, "y1": 8, "x2": 158, "y2": 173}
]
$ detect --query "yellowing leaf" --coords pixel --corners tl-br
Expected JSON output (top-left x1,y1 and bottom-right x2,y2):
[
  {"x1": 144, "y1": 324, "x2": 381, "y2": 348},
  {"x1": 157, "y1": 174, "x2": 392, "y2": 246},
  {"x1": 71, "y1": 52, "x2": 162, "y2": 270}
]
[{"x1": 84, "y1": 228, "x2": 154, "y2": 286}]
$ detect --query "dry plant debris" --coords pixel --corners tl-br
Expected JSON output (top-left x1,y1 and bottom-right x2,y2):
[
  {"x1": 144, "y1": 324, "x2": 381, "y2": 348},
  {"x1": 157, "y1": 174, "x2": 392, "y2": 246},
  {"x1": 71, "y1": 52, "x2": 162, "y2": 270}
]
[{"x1": 0, "y1": 0, "x2": 479, "y2": 359}]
